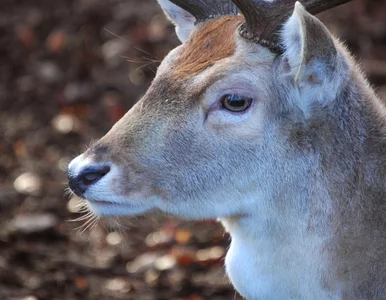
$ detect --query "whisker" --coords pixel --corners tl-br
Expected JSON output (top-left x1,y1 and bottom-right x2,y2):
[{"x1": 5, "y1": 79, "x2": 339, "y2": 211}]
[
  {"x1": 136, "y1": 61, "x2": 155, "y2": 72},
  {"x1": 111, "y1": 217, "x2": 131, "y2": 252},
  {"x1": 72, "y1": 211, "x2": 94, "y2": 224},
  {"x1": 103, "y1": 28, "x2": 160, "y2": 61},
  {"x1": 89, "y1": 217, "x2": 100, "y2": 233},
  {"x1": 63, "y1": 190, "x2": 72, "y2": 198},
  {"x1": 120, "y1": 56, "x2": 153, "y2": 64},
  {"x1": 114, "y1": 217, "x2": 132, "y2": 230},
  {"x1": 70, "y1": 212, "x2": 95, "y2": 223},
  {"x1": 83, "y1": 139, "x2": 98, "y2": 152},
  {"x1": 79, "y1": 215, "x2": 99, "y2": 235},
  {"x1": 140, "y1": 56, "x2": 160, "y2": 63}
]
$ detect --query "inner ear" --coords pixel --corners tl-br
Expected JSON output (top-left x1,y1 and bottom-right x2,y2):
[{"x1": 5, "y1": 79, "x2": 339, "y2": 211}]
[
  {"x1": 281, "y1": 2, "x2": 337, "y2": 86},
  {"x1": 157, "y1": 0, "x2": 196, "y2": 42}
]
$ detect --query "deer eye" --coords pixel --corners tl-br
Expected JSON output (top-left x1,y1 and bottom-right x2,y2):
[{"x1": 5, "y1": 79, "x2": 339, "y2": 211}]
[{"x1": 221, "y1": 94, "x2": 253, "y2": 113}]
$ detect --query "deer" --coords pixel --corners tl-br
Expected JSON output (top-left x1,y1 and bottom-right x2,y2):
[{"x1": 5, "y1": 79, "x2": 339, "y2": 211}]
[{"x1": 68, "y1": 0, "x2": 386, "y2": 299}]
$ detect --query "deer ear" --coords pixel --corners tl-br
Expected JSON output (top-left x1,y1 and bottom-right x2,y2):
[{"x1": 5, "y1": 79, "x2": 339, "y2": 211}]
[
  {"x1": 157, "y1": 0, "x2": 196, "y2": 42},
  {"x1": 281, "y1": 2, "x2": 340, "y2": 102}
]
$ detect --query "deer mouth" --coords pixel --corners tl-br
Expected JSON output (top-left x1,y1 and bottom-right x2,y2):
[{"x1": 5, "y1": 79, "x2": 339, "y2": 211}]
[
  {"x1": 87, "y1": 199, "x2": 115, "y2": 205},
  {"x1": 86, "y1": 199, "x2": 141, "y2": 209},
  {"x1": 84, "y1": 197, "x2": 153, "y2": 217}
]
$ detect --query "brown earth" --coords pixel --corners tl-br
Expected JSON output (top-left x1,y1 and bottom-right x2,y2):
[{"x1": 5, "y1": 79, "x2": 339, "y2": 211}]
[{"x1": 1, "y1": 0, "x2": 385, "y2": 299}]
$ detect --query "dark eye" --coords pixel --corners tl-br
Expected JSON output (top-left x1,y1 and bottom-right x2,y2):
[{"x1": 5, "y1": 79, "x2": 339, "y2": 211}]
[{"x1": 221, "y1": 94, "x2": 253, "y2": 112}]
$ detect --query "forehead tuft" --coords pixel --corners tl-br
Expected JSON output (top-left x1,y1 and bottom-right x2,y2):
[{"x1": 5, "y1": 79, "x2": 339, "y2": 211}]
[{"x1": 173, "y1": 16, "x2": 243, "y2": 79}]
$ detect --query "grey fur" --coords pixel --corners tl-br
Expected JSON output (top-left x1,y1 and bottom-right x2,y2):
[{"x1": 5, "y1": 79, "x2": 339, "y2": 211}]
[{"x1": 68, "y1": 3, "x2": 386, "y2": 299}]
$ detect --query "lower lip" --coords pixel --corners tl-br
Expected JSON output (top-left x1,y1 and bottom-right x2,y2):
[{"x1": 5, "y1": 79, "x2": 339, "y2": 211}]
[{"x1": 87, "y1": 200, "x2": 114, "y2": 205}]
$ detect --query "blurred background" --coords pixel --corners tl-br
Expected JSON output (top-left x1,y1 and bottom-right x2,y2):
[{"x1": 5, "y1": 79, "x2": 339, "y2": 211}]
[{"x1": 0, "y1": 0, "x2": 385, "y2": 299}]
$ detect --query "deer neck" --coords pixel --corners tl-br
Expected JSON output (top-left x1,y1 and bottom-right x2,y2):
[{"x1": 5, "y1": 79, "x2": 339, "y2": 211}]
[
  {"x1": 221, "y1": 201, "x2": 336, "y2": 299},
  {"x1": 218, "y1": 125, "x2": 343, "y2": 299}
]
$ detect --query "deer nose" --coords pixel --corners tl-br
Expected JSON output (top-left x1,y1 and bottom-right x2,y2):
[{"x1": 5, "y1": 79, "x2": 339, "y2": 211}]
[{"x1": 68, "y1": 165, "x2": 110, "y2": 197}]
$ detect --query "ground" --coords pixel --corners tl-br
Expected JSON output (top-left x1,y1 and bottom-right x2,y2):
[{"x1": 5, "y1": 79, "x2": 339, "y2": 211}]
[{"x1": 1, "y1": 0, "x2": 386, "y2": 299}]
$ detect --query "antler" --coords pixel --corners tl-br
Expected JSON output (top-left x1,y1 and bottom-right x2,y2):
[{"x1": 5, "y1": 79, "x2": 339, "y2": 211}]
[
  {"x1": 232, "y1": 0, "x2": 352, "y2": 53},
  {"x1": 169, "y1": 0, "x2": 238, "y2": 23}
]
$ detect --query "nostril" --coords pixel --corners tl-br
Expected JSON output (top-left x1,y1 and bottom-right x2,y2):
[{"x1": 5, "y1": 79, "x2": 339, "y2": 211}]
[
  {"x1": 80, "y1": 166, "x2": 110, "y2": 186},
  {"x1": 69, "y1": 165, "x2": 110, "y2": 196}
]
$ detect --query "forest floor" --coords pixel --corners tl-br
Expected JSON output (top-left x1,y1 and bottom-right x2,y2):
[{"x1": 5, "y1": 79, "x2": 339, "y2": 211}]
[{"x1": 1, "y1": 0, "x2": 385, "y2": 299}]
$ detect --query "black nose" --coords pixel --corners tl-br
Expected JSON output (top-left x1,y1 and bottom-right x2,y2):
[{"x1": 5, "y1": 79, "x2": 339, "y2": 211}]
[{"x1": 68, "y1": 166, "x2": 110, "y2": 196}]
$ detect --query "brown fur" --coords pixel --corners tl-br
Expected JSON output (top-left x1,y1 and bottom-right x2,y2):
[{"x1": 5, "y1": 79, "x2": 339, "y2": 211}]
[{"x1": 173, "y1": 16, "x2": 243, "y2": 78}]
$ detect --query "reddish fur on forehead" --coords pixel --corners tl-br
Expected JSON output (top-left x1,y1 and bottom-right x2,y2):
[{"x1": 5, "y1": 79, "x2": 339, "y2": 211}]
[{"x1": 174, "y1": 16, "x2": 243, "y2": 78}]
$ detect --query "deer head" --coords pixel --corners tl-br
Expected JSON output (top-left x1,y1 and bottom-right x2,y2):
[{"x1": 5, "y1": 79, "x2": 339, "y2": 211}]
[
  {"x1": 68, "y1": 0, "x2": 351, "y2": 218},
  {"x1": 68, "y1": 0, "x2": 386, "y2": 298}
]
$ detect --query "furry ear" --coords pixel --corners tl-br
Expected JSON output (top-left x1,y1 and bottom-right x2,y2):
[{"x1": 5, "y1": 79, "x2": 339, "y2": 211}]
[
  {"x1": 157, "y1": 0, "x2": 196, "y2": 42},
  {"x1": 281, "y1": 2, "x2": 346, "y2": 107}
]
